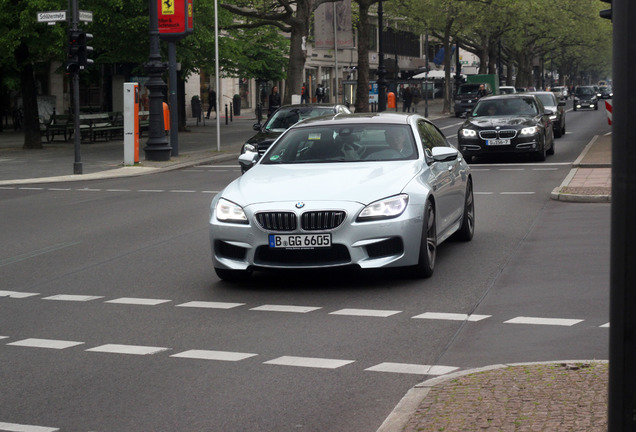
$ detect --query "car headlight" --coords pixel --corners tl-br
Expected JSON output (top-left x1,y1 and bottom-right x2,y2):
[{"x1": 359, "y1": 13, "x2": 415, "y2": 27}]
[
  {"x1": 460, "y1": 129, "x2": 477, "y2": 137},
  {"x1": 357, "y1": 194, "x2": 409, "y2": 221},
  {"x1": 520, "y1": 126, "x2": 537, "y2": 135},
  {"x1": 215, "y1": 198, "x2": 248, "y2": 224}
]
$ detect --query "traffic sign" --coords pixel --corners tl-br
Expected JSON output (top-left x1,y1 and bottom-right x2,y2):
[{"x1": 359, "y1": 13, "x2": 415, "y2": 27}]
[
  {"x1": 79, "y1": 10, "x2": 93, "y2": 23},
  {"x1": 37, "y1": 11, "x2": 66, "y2": 23}
]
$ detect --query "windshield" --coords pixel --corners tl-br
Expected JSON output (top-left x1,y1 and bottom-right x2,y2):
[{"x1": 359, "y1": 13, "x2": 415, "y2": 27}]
[
  {"x1": 262, "y1": 125, "x2": 418, "y2": 165},
  {"x1": 534, "y1": 94, "x2": 555, "y2": 107},
  {"x1": 472, "y1": 98, "x2": 538, "y2": 117},
  {"x1": 457, "y1": 84, "x2": 481, "y2": 95},
  {"x1": 265, "y1": 107, "x2": 337, "y2": 132},
  {"x1": 576, "y1": 87, "x2": 594, "y2": 96}
]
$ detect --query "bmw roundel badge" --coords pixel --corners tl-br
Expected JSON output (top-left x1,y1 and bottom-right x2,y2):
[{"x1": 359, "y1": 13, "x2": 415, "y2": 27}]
[{"x1": 295, "y1": 202, "x2": 305, "y2": 209}]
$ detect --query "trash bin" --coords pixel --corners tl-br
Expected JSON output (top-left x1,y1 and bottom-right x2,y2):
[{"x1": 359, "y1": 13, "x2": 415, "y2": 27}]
[
  {"x1": 233, "y1": 94, "x2": 241, "y2": 115},
  {"x1": 191, "y1": 96, "x2": 202, "y2": 120}
]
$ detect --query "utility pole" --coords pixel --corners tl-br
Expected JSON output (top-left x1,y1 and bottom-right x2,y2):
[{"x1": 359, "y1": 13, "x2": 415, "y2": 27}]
[
  {"x1": 376, "y1": 0, "x2": 386, "y2": 112},
  {"x1": 68, "y1": 0, "x2": 82, "y2": 174}
]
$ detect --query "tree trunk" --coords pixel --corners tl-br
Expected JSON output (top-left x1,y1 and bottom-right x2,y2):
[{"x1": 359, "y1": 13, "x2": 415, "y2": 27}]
[
  {"x1": 16, "y1": 43, "x2": 42, "y2": 149},
  {"x1": 354, "y1": 0, "x2": 373, "y2": 112},
  {"x1": 283, "y1": 4, "x2": 310, "y2": 105}
]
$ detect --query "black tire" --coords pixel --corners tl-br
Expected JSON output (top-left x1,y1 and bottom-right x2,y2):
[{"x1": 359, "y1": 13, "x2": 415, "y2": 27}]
[
  {"x1": 452, "y1": 180, "x2": 475, "y2": 242},
  {"x1": 536, "y1": 139, "x2": 547, "y2": 161},
  {"x1": 215, "y1": 267, "x2": 251, "y2": 282},
  {"x1": 410, "y1": 200, "x2": 436, "y2": 278},
  {"x1": 573, "y1": 106, "x2": 577, "y2": 111}
]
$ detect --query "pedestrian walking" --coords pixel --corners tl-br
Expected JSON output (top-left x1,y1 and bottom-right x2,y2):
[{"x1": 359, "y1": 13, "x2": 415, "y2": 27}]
[
  {"x1": 411, "y1": 84, "x2": 421, "y2": 113},
  {"x1": 315, "y1": 84, "x2": 325, "y2": 103},
  {"x1": 300, "y1": 83, "x2": 309, "y2": 104},
  {"x1": 268, "y1": 86, "x2": 281, "y2": 117},
  {"x1": 206, "y1": 88, "x2": 216, "y2": 119},
  {"x1": 402, "y1": 86, "x2": 412, "y2": 113}
]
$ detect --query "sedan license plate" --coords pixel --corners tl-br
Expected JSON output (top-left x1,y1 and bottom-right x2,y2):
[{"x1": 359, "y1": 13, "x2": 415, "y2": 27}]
[
  {"x1": 486, "y1": 138, "x2": 510, "y2": 146},
  {"x1": 269, "y1": 233, "x2": 331, "y2": 249}
]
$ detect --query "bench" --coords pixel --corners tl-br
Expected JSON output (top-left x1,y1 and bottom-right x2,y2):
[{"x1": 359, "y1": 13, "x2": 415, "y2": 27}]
[
  {"x1": 67, "y1": 112, "x2": 124, "y2": 142},
  {"x1": 42, "y1": 114, "x2": 73, "y2": 142}
]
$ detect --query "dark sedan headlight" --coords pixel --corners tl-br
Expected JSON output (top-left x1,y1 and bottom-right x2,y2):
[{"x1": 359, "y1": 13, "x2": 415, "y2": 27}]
[
  {"x1": 520, "y1": 126, "x2": 538, "y2": 136},
  {"x1": 459, "y1": 128, "x2": 477, "y2": 137},
  {"x1": 357, "y1": 194, "x2": 409, "y2": 221},
  {"x1": 215, "y1": 198, "x2": 248, "y2": 224}
]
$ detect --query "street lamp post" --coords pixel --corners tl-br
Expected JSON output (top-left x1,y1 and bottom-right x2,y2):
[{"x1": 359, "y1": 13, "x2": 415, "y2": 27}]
[
  {"x1": 377, "y1": 0, "x2": 386, "y2": 112},
  {"x1": 143, "y1": 0, "x2": 172, "y2": 161}
]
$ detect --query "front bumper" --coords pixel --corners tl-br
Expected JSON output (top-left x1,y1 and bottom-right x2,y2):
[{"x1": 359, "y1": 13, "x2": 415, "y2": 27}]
[
  {"x1": 458, "y1": 133, "x2": 542, "y2": 158},
  {"x1": 209, "y1": 200, "x2": 425, "y2": 271}
]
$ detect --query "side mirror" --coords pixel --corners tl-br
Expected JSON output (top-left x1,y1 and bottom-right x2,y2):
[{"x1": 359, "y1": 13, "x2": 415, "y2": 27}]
[
  {"x1": 238, "y1": 150, "x2": 260, "y2": 173},
  {"x1": 253, "y1": 123, "x2": 262, "y2": 131},
  {"x1": 431, "y1": 146, "x2": 459, "y2": 162},
  {"x1": 544, "y1": 109, "x2": 555, "y2": 116}
]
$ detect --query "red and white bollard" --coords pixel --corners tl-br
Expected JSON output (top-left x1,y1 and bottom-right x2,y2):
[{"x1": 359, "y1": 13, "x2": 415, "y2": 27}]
[{"x1": 605, "y1": 100, "x2": 612, "y2": 125}]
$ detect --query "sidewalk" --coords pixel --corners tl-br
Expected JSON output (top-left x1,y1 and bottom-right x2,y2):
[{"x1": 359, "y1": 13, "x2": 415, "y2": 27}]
[{"x1": 0, "y1": 106, "x2": 612, "y2": 432}]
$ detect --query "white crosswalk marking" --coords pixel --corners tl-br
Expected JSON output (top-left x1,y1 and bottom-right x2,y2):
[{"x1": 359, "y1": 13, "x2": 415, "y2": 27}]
[
  {"x1": 365, "y1": 363, "x2": 459, "y2": 375},
  {"x1": 264, "y1": 356, "x2": 354, "y2": 369},
  {"x1": 171, "y1": 350, "x2": 257, "y2": 361},
  {"x1": 7, "y1": 338, "x2": 84, "y2": 350},
  {"x1": 0, "y1": 290, "x2": 39, "y2": 298},
  {"x1": 86, "y1": 344, "x2": 169, "y2": 355}
]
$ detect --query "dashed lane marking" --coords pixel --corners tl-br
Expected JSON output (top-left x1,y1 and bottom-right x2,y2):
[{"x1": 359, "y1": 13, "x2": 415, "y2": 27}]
[
  {"x1": 171, "y1": 350, "x2": 258, "y2": 361},
  {"x1": 365, "y1": 363, "x2": 459, "y2": 375},
  {"x1": 0, "y1": 421, "x2": 59, "y2": 432},
  {"x1": 85, "y1": 344, "x2": 170, "y2": 355},
  {"x1": 250, "y1": 304, "x2": 322, "y2": 313},
  {"x1": 7, "y1": 338, "x2": 84, "y2": 350},
  {"x1": 263, "y1": 356, "x2": 354, "y2": 369},
  {"x1": 176, "y1": 301, "x2": 244, "y2": 309},
  {"x1": 105, "y1": 297, "x2": 171, "y2": 306},
  {"x1": 43, "y1": 294, "x2": 104, "y2": 302},
  {"x1": 0, "y1": 290, "x2": 39, "y2": 298},
  {"x1": 412, "y1": 312, "x2": 491, "y2": 322},
  {"x1": 504, "y1": 316, "x2": 584, "y2": 326},
  {"x1": 330, "y1": 308, "x2": 401, "y2": 318}
]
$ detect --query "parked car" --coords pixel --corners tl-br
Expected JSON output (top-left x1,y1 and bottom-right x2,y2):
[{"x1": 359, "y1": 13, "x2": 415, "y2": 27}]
[
  {"x1": 551, "y1": 86, "x2": 569, "y2": 100},
  {"x1": 573, "y1": 86, "x2": 599, "y2": 111},
  {"x1": 598, "y1": 86, "x2": 613, "y2": 99},
  {"x1": 528, "y1": 91, "x2": 566, "y2": 138},
  {"x1": 211, "y1": 112, "x2": 475, "y2": 281},
  {"x1": 457, "y1": 94, "x2": 555, "y2": 163},
  {"x1": 240, "y1": 104, "x2": 351, "y2": 172},
  {"x1": 454, "y1": 83, "x2": 491, "y2": 117},
  {"x1": 499, "y1": 86, "x2": 517, "y2": 94}
]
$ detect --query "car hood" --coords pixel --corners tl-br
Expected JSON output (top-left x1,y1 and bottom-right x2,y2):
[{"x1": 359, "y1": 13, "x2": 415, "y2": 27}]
[
  {"x1": 463, "y1": 116, "x2": 536, "y2": 128},
  {"x1": 222, "y1": 162, "x2": 422, "y2": 205},
  {"x1": 245, "y1": 129, "x2": 283, "y2": 145}
]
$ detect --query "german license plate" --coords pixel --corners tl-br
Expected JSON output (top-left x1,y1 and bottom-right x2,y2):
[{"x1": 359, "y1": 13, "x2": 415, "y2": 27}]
[
  {"x1": 486, "y1": 138, "x2": 510, "y2": 146},
  {"x1": 269, "y1": 233, "x2": 331, "y2": 249}
]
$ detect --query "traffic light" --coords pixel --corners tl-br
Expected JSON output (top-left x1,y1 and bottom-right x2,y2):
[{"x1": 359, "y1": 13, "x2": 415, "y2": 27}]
[
  {"x1": 78, "y1": 32, "x2": 94, "y2": 68},
  {"x1": 66, "y1": 30, "x2": 81, "y2": 74},
  {"x1": 600, "y1": 0, "x2": 612, "y2": 21}
]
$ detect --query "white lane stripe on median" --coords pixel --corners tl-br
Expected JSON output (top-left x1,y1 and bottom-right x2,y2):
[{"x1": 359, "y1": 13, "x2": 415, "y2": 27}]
[
  {"x1": 7, "y1": 338, "x2": 84, "y2": 350},
  {"x1": 329, "y1": 308, "x2": 401, "y2": 318},
  {"x1": 105, "y1": 297, "x2": 171, "y2": 306},
  {"x1": 0, "y1": 421, "x2": 59, "y2": 432},
  {"x1": 250, "y1": 305, "x2": 321, "y2": 313},
  {"x1": 504, "y1": 316, "x2": 583, "y2": 326},
  {"x1": 171, "y1": 350, "x2": 257, "y2": 361},
  {"x1": 365, "y1": 363, "x2": 459, "y2": 375},
  {"x1": 411, "y1": 312, "x2": 491, "y2": 321},
  {"x1": 86, "y1": 344, "x2": 169, "y2": 355},
  {"x1": 176, "y1": 301, "x2": 244, "y2": 309},
  {"x1": 264, "y1": 356, "x2": 354, "y2": 369}
]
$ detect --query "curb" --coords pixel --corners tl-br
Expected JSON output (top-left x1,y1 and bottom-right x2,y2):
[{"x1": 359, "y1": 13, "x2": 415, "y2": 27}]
[{"x1": 376, "y1": 359, "x2": 609, "y2": 432}]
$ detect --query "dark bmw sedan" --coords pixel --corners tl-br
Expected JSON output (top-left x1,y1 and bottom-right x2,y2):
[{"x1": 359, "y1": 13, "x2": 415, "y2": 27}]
[
  {"x1": 457, "y1": 94, "x2": 555, "y2": 163},
  {"x1": 240, "y1": 104, "x2": 351, "y2": 172}
]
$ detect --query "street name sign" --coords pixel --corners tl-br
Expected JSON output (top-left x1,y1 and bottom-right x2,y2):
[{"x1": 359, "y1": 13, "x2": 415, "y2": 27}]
[{"x1": 37, "y1": 11, "x2": 67, "y2": 23}]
